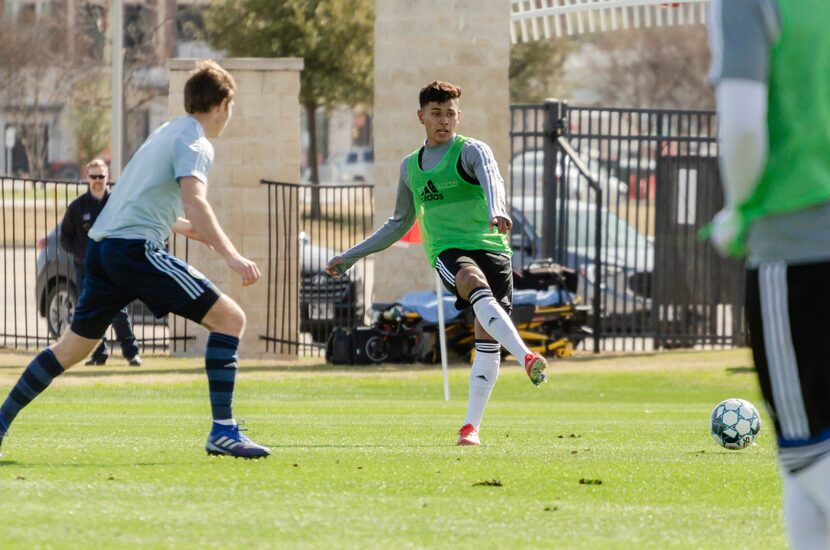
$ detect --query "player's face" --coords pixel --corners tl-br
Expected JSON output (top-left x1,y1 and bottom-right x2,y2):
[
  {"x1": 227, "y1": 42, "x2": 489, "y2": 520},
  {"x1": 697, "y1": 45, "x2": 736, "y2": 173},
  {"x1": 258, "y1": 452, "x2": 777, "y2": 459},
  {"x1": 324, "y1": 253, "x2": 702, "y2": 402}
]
[
  {"x1": 208, "y1": 98, "x2": 233, "y2": 138},
  {"x1": 219, "y1": 98, "x2": 233, "y2": 133},
  {"x1": 418, "y1": 99, "x2": 461, "y2": 146},
  {"x1": 86, "y1": 168, "x2": 108, "y2": 196}
]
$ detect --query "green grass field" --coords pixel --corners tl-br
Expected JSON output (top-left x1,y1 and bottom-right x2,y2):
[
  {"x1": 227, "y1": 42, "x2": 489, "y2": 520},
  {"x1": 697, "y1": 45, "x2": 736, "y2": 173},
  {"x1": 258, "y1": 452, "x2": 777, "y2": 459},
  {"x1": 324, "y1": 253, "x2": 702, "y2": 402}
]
[{"x1": 0, "y1": 349, "x2": 785, "y2": 549}]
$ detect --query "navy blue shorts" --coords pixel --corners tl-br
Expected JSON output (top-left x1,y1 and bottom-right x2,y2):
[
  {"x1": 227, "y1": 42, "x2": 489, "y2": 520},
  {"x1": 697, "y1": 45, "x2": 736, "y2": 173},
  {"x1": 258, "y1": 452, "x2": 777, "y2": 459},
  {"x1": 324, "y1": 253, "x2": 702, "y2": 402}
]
[{"x1": 71, "y1": 238, "x2": 221, "y2": 339}]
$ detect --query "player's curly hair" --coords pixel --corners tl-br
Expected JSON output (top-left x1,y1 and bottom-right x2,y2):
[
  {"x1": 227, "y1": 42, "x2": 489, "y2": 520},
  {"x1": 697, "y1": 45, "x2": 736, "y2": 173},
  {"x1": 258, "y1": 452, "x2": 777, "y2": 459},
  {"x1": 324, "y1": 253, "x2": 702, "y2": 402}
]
[
  {"x1": 184, "y1": 59, "x2": 236, "y2": 114},
  {"x1": 419, "y1": 81, "x2": 462, "y2": 108}
]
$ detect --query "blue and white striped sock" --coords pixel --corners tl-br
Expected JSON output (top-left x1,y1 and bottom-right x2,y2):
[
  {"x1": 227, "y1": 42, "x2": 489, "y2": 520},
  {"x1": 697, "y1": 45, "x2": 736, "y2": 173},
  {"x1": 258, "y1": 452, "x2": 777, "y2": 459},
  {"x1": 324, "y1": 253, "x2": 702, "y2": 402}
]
[
  {"x1": 0, "y1": 349, "x2": 64, "y2": 433},
  {"x1": 205, "y1": 333, "x2": 239, "y2": 423},
  {"x1": 464, "y1": 340, "x2": 501, "y2": 429},
  {"x1": 468, "y1": 286, "x2": 531, "y2": 363}
]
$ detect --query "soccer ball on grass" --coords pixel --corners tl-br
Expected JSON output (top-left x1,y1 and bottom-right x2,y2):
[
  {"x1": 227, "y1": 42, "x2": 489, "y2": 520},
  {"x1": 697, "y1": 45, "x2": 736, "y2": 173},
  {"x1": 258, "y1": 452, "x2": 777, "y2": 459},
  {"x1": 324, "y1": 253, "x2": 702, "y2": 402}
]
[{"x1": 710, "y1": 398, "x2": 761, "y2": 450}]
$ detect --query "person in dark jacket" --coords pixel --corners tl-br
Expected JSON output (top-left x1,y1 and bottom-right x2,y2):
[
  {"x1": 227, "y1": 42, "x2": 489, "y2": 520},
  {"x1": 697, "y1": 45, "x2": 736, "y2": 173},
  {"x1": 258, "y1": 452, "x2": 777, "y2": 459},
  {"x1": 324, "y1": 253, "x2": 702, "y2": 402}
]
[{"x1": 60, "y1": 159, "x2": 141, "y2": 366}]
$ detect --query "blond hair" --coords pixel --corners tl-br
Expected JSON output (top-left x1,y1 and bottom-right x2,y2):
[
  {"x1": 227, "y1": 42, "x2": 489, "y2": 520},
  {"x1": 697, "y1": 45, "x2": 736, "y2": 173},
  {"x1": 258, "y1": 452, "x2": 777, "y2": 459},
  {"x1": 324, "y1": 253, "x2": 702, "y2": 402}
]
[{"x1": 86, "y1": 159, "x2": 108, "y2": 171}]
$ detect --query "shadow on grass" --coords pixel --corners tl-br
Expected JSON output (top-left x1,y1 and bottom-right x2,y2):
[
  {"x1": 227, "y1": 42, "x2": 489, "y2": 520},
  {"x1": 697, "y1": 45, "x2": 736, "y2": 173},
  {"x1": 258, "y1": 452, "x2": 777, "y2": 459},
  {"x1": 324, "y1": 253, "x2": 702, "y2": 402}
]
[
  {"x1": 566, "y1": 352, "x2": 660, "y2": 363},
  {"x1": 0, "y1": 461, "x2": 187, "y2": 467},
  {"x1": 725, "y1": 366, "x2": 756, "y2": 375},
  {"x1": 0, "y1": 362, "x2": 469, "y2": 379},
  {"x1": 265, "y1": 443, "x2": 449, "y2": 449}
]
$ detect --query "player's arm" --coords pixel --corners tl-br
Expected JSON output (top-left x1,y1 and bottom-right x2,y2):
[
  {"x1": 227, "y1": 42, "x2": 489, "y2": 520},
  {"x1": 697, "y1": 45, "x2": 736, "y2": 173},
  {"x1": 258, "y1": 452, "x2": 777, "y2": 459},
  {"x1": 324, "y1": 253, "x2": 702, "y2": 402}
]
[
  {"x1": 707, "y1": 0, "x2": 778, "y2": 256},
  {"x1": 171, "y1": 217, "x2": 198, "y2": 240},
  {"x1": 325, "y1": 171, "x2": 416, "y2": 277},
  {"x1": 179, "y1": 176, "x2": 260, "y2": 286},
  {"x1": 463, "y1": 140, "x2": 512, "y2": 234}
]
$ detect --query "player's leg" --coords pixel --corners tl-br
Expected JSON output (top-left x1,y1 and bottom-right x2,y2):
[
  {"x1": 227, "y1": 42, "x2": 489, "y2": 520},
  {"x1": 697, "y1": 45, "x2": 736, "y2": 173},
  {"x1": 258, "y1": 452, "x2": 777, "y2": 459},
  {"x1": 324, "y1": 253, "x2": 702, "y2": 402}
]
[
  {"x1": 0, "y1": 330, "x2": 101, "y2": 452},
  {"x1": 0, "y1": 240, "x2": 127, "y2": 452},
  {"x1": 198, "y1": 296, "x2": 269, "y2": 458},
  {"x1": 133, "y1": 241, "x2": 269, "y2": 458},
  {"x1": 783, "y1": 468, "x2": 830, "y2": 550},
  {"x1": 74, "y1": 263, "x2": 109, "y2": 366},
  {"x1": 199, "y1": 295, "x2": 246, "y2": 424},
  {"x1": 747, "y1": 261, "x2": 830, "y2": 547},
  {"x1": 458, "y1": 330, "x2": 500, "y2": 446},
  {"x1": 438, "y1": 249, "x2": 546, "y2": 385}
]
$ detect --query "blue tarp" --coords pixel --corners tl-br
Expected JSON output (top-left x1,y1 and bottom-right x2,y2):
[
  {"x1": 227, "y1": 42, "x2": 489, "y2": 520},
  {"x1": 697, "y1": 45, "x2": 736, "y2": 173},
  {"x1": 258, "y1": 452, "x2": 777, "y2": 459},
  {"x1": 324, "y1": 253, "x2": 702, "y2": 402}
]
[{"x1": 394, "y1": 289, "x2": 573, "y2": 324}]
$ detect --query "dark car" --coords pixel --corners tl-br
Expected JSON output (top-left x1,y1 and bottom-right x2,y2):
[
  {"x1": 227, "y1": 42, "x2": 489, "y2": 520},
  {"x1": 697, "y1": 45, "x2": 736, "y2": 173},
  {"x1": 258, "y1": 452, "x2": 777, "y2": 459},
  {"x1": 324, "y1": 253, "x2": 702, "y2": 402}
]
[
  {"x1": 35, "y1": 227, "x2": 78, "y2": 337},
  {"x1": 37, "y1": 225, "x2": 364, "y2": 343},
  {"x1": 298, "y1": 232, "x2": 365, "y2": 343},
  {"x1": 510, "y1": 198, "x2": 653, "y2": 329},
  {"x1": 36, "y1": 226, "x2": 157, "y2": 338}
]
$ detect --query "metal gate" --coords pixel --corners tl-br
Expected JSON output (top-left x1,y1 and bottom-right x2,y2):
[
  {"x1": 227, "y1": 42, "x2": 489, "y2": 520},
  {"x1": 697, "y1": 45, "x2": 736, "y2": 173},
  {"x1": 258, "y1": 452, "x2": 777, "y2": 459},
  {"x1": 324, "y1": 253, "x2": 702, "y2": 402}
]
[
  {"x1": 0, "y1": 177, "x2": 194, "y2": 353},
  {"x1": 259, "y1": 180, "x2": 374, "y2": 356},
  {"x1": 510, "y1": 100, "x2": 746, "y2": 351}
]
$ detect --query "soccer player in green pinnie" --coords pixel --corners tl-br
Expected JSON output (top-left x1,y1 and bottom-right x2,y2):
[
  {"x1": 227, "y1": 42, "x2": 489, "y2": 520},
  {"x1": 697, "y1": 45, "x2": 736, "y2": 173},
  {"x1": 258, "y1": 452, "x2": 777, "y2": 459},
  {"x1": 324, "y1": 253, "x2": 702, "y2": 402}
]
[
  {"x1": 709, "y1": 0, "x2": 830, "y2": 547},
  {"x1": 326, "y1": 81, "x2": 548, "y2": 447}
]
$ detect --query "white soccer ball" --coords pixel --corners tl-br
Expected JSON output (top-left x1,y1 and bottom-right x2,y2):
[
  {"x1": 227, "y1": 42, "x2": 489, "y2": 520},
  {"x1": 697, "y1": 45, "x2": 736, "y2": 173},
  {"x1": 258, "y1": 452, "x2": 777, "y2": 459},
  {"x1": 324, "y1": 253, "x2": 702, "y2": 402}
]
[{"x1": 710, "y1": 398, "x2": 761, "y2": 450}]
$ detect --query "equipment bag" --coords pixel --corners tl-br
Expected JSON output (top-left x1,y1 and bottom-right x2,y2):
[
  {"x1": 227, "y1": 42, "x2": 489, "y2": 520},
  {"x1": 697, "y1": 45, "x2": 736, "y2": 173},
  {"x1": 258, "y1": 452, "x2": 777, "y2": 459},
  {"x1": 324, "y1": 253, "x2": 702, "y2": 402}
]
[{"x1": 325, "y1": 327, "x2": 354, "y2": 365}]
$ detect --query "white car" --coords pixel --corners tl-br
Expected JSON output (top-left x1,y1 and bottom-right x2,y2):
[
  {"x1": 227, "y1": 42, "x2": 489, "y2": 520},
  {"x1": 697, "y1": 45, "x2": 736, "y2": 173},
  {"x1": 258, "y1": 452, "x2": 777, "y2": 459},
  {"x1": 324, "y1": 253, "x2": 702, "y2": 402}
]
[
  {"x1": 305, "y1": 147, "x2": 374, "y2": 184},
  {"x1": 510, "y1": 149, "x2": 628, "y2": 205},
  {"x1": 510, "y1": 197, "x2": 653, "y2": 322}
]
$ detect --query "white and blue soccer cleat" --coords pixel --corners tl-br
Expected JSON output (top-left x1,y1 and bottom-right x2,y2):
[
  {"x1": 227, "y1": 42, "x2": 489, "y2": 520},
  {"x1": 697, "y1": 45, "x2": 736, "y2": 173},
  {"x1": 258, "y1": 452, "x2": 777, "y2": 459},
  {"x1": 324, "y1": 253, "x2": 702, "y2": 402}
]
[{"x1": 205, "y1": 422, "x2": 270, "y2": 459}]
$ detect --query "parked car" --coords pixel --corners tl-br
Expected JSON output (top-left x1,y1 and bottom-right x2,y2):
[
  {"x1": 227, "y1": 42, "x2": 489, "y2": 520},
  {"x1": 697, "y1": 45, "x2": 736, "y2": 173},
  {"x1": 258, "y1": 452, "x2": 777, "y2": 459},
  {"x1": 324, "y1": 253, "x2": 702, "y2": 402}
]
[
  {"x1": 36, "y1": 226, "x2": 158, "y2": 338},
  {"x1": 510, "y1": 149, "x2": 628, "y2": 205},
  {"x1": 510, "y1": 197, "x2": 653, "y2": 325},
  {"x1": 35, "y1": 227, "x2": 77, "y2": 337},
  {"x1": 45, "y1": 161, "x2": 81, "y2": 181},
  {"x1": 298, "y1": 232, "x2": 365, "y2": 343},
  {"x1": 303, "y1": 147, "x2": 374, "y2": 184},
  {"x1": 37, "y1": 223, "x2": 364, "y2": 343}
]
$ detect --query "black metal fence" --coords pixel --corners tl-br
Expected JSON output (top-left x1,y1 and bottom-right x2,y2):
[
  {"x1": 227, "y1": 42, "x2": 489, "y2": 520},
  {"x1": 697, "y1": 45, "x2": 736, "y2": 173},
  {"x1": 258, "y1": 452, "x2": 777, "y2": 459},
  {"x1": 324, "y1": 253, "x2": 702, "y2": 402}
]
[
  {"x1": 259, "y1": 180, "x2": 374, "y2": 356},
  {"x1": 0, "y1": 177, "x2": 194, "y2": 353},
  {"x1": 510, "y1": 100, "x2": 746, "y2": 351}
]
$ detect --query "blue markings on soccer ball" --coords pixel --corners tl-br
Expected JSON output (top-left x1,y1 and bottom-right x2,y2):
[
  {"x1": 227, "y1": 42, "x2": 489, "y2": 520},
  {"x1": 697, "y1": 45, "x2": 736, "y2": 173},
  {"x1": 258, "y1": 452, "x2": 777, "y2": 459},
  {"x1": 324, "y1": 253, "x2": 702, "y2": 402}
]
[{"x1": 710, "y1": 398, "x2": 762, "y2": 450}]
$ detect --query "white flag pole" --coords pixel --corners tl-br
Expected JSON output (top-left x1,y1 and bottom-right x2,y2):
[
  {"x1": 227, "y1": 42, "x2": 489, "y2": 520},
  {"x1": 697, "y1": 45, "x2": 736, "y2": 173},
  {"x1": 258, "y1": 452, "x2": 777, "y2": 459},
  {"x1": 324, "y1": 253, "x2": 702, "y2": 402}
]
[
  {"x1": 110, "y1": 0, "x2": 124, "y2": 179},
  {"x1": 435, "y1": 271, "x2": 450, "y2": 401}
]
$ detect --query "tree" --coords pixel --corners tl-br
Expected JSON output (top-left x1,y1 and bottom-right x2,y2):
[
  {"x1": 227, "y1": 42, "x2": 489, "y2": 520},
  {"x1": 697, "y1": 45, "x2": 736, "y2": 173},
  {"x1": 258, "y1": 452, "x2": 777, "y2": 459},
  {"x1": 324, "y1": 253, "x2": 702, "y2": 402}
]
[
  {"x1": 0, "y1": 15, "x2": 81, "y2": 178},
  {"x1": 121, "y1": 2, "x2": 169, "y2": 160},
  {"x1": 70, "y1": 72, "x2": 111, "y2": 166},
  {"x1": 204, "y1": 0, "x2": 374, "y2": 216},
  {"x1": 578, "y1": 26, "x2": 714, "y2": 110},
  {"x1": 510, "y1": 38, "x2": 574, "y2": 104}
]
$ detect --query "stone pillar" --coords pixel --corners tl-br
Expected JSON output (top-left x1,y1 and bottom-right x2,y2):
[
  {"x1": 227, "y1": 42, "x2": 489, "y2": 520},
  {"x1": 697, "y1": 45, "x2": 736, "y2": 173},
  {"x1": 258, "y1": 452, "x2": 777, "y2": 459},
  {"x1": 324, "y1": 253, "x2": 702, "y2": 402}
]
[
  {"x1": 158, "y1": 0, "x2": 178, "y2": 60},
  {"x1": 372, "y1": 0, "x2": 511, "y2": 301},
  {"x1": 167, "y1": 58, "x2": 304, "y2": 358}
]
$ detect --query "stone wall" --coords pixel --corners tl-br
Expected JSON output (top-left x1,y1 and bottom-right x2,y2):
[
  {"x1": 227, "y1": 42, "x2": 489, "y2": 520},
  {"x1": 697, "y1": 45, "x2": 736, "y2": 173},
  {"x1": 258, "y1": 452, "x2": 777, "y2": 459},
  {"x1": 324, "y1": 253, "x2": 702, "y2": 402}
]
[{"x1": 167, "y1": 58, "x2": 303, "y2": 357}]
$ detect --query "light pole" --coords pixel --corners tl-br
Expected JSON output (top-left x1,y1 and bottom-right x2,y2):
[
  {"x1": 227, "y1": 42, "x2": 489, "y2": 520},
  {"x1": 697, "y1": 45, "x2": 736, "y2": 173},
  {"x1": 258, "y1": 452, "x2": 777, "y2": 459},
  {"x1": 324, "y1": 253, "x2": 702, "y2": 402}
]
[
  {"x1": 4, "y1": 126, "x2": 16, "y2": 176},
  {"x1": 110, "y1": 0, "x2": 124, "y2": 179}
]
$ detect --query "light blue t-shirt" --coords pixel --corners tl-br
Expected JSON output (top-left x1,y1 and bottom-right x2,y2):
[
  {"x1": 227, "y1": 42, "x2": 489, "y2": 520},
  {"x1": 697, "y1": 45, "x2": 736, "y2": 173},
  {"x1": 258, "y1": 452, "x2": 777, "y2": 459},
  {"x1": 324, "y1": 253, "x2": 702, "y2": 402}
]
[{"x1": 89, "y1": 116, "x2": 213, "y2": 246}]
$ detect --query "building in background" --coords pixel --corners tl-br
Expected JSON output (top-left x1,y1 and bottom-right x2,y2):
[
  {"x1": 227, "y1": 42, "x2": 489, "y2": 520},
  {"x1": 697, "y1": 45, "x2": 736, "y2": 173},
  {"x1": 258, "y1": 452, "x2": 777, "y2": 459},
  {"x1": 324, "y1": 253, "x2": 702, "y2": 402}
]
[
  {"x1": 0, "y1": 0, "x2": 372, "y2": 182},
  {"x1": 0, "y1": 0, "x2": 221, "y2": 178}
]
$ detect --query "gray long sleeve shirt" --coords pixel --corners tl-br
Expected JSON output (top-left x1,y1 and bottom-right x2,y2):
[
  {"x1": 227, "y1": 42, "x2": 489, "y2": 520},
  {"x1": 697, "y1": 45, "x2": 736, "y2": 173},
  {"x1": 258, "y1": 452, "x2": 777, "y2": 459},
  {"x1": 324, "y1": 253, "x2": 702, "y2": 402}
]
[
  {"x1": 709, "y1": 0, "x2": 830, "y2": 266},
  {"x1": 338, "y1": 135, "x2": 509, "y2": 271}
]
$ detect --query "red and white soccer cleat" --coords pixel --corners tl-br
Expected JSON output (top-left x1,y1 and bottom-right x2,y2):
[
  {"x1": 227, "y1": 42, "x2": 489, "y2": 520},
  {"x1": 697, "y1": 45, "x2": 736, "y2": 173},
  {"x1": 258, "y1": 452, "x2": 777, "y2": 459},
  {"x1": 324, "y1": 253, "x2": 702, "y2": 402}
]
[
  {"x1": 457, "y1": 423, "x2": 481, "y2": 446},
  {"x1": 524, "y1": 352, "x2": 548, "y2": 386}
]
